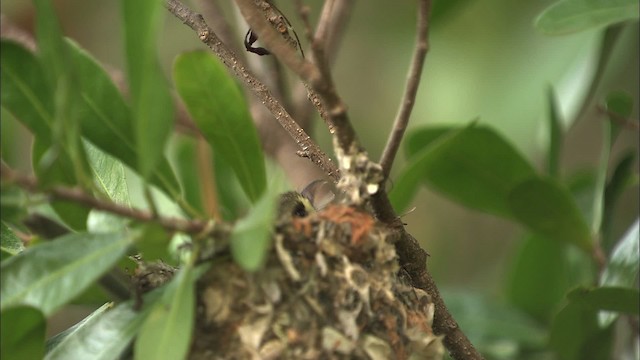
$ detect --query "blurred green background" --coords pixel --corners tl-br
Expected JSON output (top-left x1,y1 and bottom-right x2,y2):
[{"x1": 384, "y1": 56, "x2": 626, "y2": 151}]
[{"x1": 2, "y1": 0, "x2": 638, "y2": 353}]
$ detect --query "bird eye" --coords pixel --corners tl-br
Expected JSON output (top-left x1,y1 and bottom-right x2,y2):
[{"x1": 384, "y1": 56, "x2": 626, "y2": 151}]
[{"x1": 292, "y1": 202, "x2": 308, "y2": 217}]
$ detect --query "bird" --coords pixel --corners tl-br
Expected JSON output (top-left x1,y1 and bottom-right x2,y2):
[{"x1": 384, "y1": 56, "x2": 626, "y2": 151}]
[{"x1": 277, "y1": 180, "x2": 335, "y2": 221}]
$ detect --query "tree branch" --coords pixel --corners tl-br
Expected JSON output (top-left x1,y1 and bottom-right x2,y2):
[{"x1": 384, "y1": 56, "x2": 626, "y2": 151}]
[
  {"x1": 291, "y1": 0, "x2": 354, "y2": 130},
  {"x1": 0, "y1": 162, "x2": 223, "y2": 236},
  {"x1": 379, "y1": 0, "x2": 431, "y2": 177},
  {"x1": 165, "y1": 0, "x2": 339, "y2": 182},
  {"x1": 234, "y1": 0, "x2": 359, "y2": 155}
]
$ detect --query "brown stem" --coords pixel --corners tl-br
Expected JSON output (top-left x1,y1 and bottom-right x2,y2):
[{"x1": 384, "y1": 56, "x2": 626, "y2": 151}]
[
  {"x1": 1, "y1": 162, "x2": 222, "y2": 236},
  {"x1": 291, "y1": 0, "x2": 354, "y2": 129},
  {"x1": 379, "y1": 0, "x2": 431, "y2": 178},
  {"x1": 165, "y1": 0, "x2": 339, "y2": 182}
]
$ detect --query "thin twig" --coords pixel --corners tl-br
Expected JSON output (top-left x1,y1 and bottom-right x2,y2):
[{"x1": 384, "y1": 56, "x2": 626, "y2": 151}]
[
  {"x1": 165, "y1": 0, "x2": 339, "y2": 181},
  {"x1": 379, "y1": 0, "x2": 431, "y2": 177},
  {"x1": 1, "y1": 162, "x2": 219, "y2": 236}
]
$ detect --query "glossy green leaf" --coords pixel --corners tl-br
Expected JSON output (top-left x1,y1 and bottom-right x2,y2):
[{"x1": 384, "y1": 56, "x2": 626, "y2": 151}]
[
  {"x1": 546, "y1": 87, "x2": 563, "y2": 178},
  {"x1": 508, "y1": 178, "x2": 593, "y2": 252},
  {"x1": 85, "y1": 141, "x2": 130, "y2": 232},
  {"x1": 1, "y1": 221, "x2": 24, "y2": 256},
  {"x1": 0, "y1": 231, "x2": 132, "y2": 315},
  {"x1": 65, "y1": 39, "x2": 181, "y2": 198},
  {"x1": 536, "y1": 0, "x2": 639, "y2": 35},
  {"x1": 46, "y1": 302, "x2": 113, "y2": 353},
  {"x1": 135, "y1": 265, "x2": 197, "y2": 360},
  {"x1": 398, "y1": 124, "x2": 536, "y2": 217},
  {"x1": 2, "y1": 40, "x2": 89, "y2": 228},
  {"x1": 550, "y1": 297, "x2": 614, "y2": 360},
  {"x1": 173, "y1": 51, "x2": 266, "y2": 202},
  {"x1": 567, "y1": 286, "x2": 640, "y2": 315},
  {"x1": 1, "y1": 306, "x2": 46, "y2": 360},
  {"x1": 230, "y1": 189, "x2": 278, "y2": 271},
  {"x1": 122, "y1": 0, "x2": 174, "y2": 180},
  {"x1": 46, "y1": 291, "x2": 162, "y2": 360},
  {"x1": 507, "y1": 236, "x2": 570, "y2": 323},
  {"x1": 0, "y1": 40, "x2": 54, "y2": 141},
  {"x1": 85, "y1": 141, "x2": 130, "y2": 205}
]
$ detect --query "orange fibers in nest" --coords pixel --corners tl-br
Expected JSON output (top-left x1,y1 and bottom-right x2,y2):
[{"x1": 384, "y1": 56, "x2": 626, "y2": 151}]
[{"x1": 318, "y1": 205, "x2": 375, "y2": 245}]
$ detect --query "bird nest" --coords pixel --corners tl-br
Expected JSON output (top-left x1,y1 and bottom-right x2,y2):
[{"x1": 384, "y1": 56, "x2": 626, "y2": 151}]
[{"x1": 188, "y1": 204, "x2": 444, "y2": 360}]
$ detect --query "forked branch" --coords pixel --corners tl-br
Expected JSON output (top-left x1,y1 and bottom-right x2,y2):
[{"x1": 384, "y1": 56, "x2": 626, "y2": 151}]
[{"x1": 165, "y1": 0, "x2": 339, "y2": 181}]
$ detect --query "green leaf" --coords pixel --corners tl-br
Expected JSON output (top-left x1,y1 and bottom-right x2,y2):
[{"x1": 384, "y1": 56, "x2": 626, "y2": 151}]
[
  {"x1": 389, "y1": 150, "x2": 430, "y2": 213},
  {"x1": 508, "y1": 178, "x2": 593, "y2": 252},
  {"x1": 173, "y1": 51, "x2": 266, "y2": 202},
  {"x1": 599, "y1": 220, "x2": 639, "y2": 326},
  {"x1": 442, "y1": 290, "x2": 547, "y2": 358},
  {"x1": 85, "y1": 141, "x2": 130, "y2": 232},
  {"x1": 0, "y1": 231, "x2": 133, "y2": 315},
  {"x1": 1, "y1": 306, "x2": 46, "y2": 360},
  {"x1": 45, "y1": 302, "x2": 113, "y2": 353},
  {"x1": 33, "y1": 0, "x2": 86, "y2": 185},
  {"x1": 1, "y1": 221, "x2": 24, "y2": 256},
  {"x1": 507, "y1": 236, "x2": 570, "y2": 323},
  {"x1": 214, "y1": 152, "x2": 251, "y2": 221},
  {"x1": 173, "y1": 136, "x2": 205, "y2": 215},
  {"x1": 0, "y1": 40, "x2": 54, "y2": 141},
  {"x1": 230, "y1": 189, "x2": 278, "y2": 271},
  {"x1": 135, "y1": 265, "x2": 197, "y2": 360},
  {"x1": 32, "y1": 138, "x2": 90, "y2": 231},
  {"x1": 591, "y1": 92, "x2": 634, "y2": 234},
  {"x1": 602, "y1": 152, "x2": 636, "y2": 247},
  {"x1": 602, "y1": 91, "x2": 633, "y2": 144},
  {"x1": 550, "y1": 297, "x2": 614, "y2": 360},
  {"x1": 535, "y1": 0, "x2": 639, "y2": 35},
  {"x1": 389, "y1": 126, "x2": 457, "y2": 212},
  {"x1": 122, "y1": 0, "x2": 174, "y2": 180},
  {"x1": 546, "y1": 87, "x2": 563, "y2": 178},
  {"x1": 65, "y1": 39, "x2": 181, "y2": 198},
  {"x1": 398, "y1": 124, "x2": 536, "y2": 217},
  {"x1": 45, "y1": 291, "x2": 162, "y2": 360},
  {"x1": 135, "y1": 223, "x2": 172, "y2": 262},
  {"x1": 33, "y1": 0, "x2": 69, "y2": 85},
  {"x1": 404, "y1": 126, "x2": 457, "y2": 157},
  {"x1": 85, "y1": 140, "x2": 130, "y2": 205},
  {"x1": 567, "y1": 286, "x2": 640, "y2": 315}
]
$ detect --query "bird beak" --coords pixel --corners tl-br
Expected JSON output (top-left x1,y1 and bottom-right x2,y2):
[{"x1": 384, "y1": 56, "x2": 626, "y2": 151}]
[{"x1": 300, "y1": 180, "x2": 335, "y2": 210}]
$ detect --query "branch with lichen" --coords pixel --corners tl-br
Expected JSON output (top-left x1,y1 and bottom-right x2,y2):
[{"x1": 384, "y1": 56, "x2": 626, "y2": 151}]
[{"x1": 165, "y1": 1, "x2": 483, "y2": 358}]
